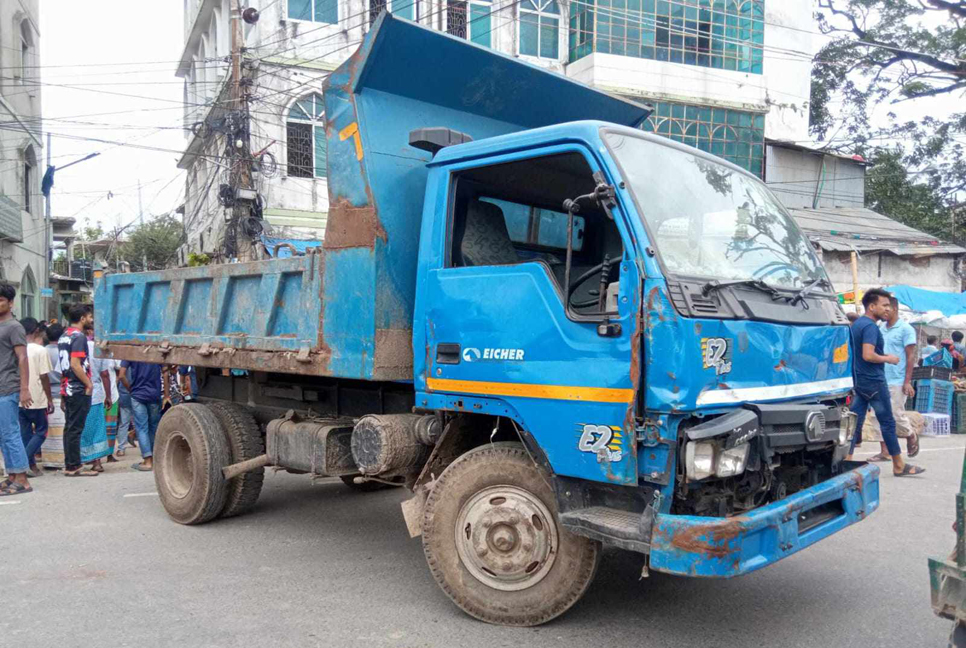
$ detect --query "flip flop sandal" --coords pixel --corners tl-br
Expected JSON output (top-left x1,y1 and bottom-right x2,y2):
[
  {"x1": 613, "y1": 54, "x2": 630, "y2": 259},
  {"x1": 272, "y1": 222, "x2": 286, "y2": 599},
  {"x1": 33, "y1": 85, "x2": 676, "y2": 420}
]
[
  {"x1": 895, "y1": 464, "x2": 926, "y2": 477},
  {"x1": 907, "y1": 434, "x2": 921, "y2": 458},
  {"x1": 0, "y1": 482, "x2": 33, "y2": 496},
  {"x1": 867, "y1": 453, "x2": 891, "y2": 462},
  {"x1": 64, "y1": 469, "x2": 99, "y2": 477},
  {"x1": 131, "y1": 463, "x2": 153, "y2": 472},
  {"x1": 90, "y1": 464, "x2": 105, "y2": 473}
]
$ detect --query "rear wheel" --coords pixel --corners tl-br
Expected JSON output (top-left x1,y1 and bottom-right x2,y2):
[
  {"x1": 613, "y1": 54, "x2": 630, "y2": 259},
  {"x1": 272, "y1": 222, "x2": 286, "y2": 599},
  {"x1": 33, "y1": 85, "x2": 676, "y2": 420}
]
[
  {"x1": 422, "y1": 442, "x2": 600, "y2": 626},
  {"x1": 206, "y1": 401, "x2": 265, "y2": 518},
  {"x1": 154, "y1": 404, "x2": 231, "y2": 525}
]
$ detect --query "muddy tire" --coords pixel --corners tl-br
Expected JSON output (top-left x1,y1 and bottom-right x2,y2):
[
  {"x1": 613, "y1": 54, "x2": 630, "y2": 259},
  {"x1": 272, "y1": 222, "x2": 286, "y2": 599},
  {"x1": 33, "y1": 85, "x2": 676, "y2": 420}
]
[
  {"x1": 422, "y1": 442, "x2": 600, "y2": 626},
  {"x1": 206, "y1": 401, "x2": 265, "y2": 518},
  {"x1": 339, "y1": 475, "x2": 396, "y2": 492},
  {"x1": 154, "y1": 404, "x2": 231, "y2": 525}
]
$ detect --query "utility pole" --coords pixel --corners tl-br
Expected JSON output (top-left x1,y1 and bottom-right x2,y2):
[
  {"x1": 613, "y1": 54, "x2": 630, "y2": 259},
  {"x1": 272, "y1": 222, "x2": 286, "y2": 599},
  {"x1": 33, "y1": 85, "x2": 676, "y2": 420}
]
[
  {"x1": 137, "y1": 179, "x2": 143, "y2": 227},
  {"x1": 44, "y1": 132, "x2": 50, "y2": 317},
  {"x1": 228, "y1": 1, "x2": 253, "y2": 261}
]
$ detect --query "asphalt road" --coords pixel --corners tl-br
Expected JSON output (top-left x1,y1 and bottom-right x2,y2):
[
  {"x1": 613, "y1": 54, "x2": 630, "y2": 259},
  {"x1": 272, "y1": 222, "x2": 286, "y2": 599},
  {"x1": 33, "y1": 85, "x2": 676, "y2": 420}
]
[{"x1": 4, "y1": 435, "x2": 963, "y2": 648}]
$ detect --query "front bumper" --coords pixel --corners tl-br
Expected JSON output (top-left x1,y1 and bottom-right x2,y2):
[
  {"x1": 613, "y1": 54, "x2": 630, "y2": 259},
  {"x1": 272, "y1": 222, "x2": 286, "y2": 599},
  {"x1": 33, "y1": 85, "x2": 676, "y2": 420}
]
[{"x1": 649, "y1": 461, "x2": 879, "y2": 578}]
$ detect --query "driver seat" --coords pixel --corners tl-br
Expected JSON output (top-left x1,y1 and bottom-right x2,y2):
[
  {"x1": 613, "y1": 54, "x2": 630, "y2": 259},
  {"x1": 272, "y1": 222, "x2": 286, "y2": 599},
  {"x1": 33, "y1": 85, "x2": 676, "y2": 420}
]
[{"x1": 458, "y1": 200, "x2": 520, "y2": 267}]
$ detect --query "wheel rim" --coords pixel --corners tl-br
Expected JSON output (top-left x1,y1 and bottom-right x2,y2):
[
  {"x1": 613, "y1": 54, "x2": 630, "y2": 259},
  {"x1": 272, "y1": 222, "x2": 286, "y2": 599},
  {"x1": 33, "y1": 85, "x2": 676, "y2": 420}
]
[
  {"x1": 454, "y1": 485, "x2": 558, "y2": 592},
  {"x1": 163, "y1": 432, "x2": 195, "y2": 499}
]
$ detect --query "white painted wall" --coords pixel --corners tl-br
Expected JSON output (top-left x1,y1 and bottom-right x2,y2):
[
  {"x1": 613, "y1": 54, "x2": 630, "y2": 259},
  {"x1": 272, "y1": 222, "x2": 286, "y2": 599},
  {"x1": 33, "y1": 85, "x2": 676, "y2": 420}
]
[
  {"x1": 767, "y1": 146, "x2": 866, "y2": 210},
  {"x1": 0, "y1": 0, "x2": 45, "y2": 319},
  {"x1": 820, "y1": 250, "x2": 962, "y2": 295}
]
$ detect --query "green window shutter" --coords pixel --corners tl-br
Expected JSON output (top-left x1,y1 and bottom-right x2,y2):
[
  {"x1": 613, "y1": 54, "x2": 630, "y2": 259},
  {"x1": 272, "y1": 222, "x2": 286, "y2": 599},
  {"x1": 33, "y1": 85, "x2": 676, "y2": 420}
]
[
  {"x1": 289, "y1": 0, "x2": 312, "y2": 20},
  {"x1": 314, "y1": 125, "x2": 328, "y2": 178},
  {"x1": 394, "y1": 0, "x2": 415, "y2": 20},
  {"x1": 539, "y1": 16, "x2": 558, "y2": 58},
  {"x1": 469, "y1": 4, "x2": 491, "y2": 47},
  {"x1": 315, "y1": 0, "x2": 338, "y2": 24},
  {"x1": 520, "y1": 12, "x2": 539, "y2": 55}
]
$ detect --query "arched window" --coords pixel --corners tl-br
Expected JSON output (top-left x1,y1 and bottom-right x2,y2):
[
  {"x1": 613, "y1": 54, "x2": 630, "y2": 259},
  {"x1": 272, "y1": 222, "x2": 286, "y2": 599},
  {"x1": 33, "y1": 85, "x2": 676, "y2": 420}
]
[
  {"x1": 286, "y1": 93, "x2": 327, "y2": 179},
  {"x1": 520, "y1": 0, "x2": 558, "y2": 58},
  {"x1": 20, "y1": 267, "x2": 35, "y2": 319}
]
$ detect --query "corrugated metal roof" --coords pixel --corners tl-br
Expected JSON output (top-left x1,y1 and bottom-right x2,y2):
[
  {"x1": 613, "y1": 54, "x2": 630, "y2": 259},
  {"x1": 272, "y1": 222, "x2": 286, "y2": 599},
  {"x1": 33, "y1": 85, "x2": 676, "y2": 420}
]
[{"x1": 787, "y1": 206, "x2": 966, "y2": 257}]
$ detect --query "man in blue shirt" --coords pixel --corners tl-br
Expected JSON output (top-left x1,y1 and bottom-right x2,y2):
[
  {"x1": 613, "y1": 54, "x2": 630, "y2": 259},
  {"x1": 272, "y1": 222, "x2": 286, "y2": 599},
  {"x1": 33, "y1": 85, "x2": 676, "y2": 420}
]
[
  {"x1": 118, "y1": 360, "x2": 162, "y2": 472},
  {"x1": 849, "y1": 288, "x2": 924, "y2": 477},
  {"x1": 865, "y1": 295, "x2": 920, "y2": 460}
]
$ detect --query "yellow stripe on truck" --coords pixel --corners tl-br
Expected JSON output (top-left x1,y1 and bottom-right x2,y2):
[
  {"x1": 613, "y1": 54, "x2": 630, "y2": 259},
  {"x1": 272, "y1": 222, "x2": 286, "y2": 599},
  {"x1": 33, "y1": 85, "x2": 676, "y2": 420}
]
[{"x1": 426, "y1": 377, "x2": 634, "y2": 404}]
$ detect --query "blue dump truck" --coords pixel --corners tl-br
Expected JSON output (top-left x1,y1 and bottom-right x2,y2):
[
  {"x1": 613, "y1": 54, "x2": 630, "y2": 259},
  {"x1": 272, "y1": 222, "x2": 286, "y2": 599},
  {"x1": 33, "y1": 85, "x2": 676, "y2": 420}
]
[{"x1": 95, "y1": 15, "x2": 879, "y2": 626}]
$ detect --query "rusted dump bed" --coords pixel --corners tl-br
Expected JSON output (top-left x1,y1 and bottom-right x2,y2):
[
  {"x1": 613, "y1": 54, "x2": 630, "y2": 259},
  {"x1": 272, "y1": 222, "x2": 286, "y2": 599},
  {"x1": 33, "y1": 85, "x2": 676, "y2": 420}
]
[
  {"x1": 93, "y1": 252, "x2": 362, "y2": 378},
  {"x1": 95, "y1": 15, "x2": 648, "y2": 381}
]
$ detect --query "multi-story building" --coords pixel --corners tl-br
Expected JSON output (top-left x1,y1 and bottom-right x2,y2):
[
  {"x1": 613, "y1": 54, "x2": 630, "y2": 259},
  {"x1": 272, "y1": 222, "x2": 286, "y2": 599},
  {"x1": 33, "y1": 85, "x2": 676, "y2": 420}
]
[
  {"x1": 177, "y1": 0, "x2": 813, "y2": 258},
  {"x1": 0, "y1": 2, "x2": 44, "y2": 317}
]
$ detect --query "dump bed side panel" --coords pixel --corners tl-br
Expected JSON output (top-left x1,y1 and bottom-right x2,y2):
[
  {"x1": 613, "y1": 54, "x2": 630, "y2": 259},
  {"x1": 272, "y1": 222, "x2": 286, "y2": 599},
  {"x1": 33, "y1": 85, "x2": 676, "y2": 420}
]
[{"x1": 95, "y1": 254, "x2": 328, "y2": 376}]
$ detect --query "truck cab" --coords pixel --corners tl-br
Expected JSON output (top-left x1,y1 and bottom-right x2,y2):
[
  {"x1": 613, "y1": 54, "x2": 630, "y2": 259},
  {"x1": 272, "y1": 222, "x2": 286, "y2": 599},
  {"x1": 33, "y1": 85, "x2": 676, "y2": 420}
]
[{"x1": 94, "y1": 14, "x2": 878, "y2": 627}]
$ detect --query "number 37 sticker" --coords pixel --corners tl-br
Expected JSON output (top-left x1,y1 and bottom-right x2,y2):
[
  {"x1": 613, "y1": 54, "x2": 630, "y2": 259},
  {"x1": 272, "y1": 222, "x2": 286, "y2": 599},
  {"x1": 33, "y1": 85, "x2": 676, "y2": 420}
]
[{"x1": 577, "y1": 424, "x2": 624, "y2": 463}]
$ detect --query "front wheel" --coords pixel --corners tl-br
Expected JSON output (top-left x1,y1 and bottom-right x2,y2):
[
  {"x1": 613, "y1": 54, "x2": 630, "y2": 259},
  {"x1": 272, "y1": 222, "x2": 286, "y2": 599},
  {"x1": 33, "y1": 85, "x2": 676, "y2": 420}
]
[{"x1": 422, "y1": 442, "x2": 600, "y2": 626}]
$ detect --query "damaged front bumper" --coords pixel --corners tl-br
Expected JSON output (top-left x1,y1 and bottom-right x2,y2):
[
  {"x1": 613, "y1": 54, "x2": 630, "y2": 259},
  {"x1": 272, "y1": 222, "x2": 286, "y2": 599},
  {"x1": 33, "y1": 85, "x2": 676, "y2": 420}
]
[{"x1": 649, "y1": 461, "x2": 879, "y2": 578}]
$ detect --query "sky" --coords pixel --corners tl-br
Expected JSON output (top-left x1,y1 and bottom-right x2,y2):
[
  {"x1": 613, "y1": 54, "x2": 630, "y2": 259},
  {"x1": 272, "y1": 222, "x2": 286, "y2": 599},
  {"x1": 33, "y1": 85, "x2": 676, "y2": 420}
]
[{"x1": 38, "y1": 0, "x2": 191, "y2": 235}]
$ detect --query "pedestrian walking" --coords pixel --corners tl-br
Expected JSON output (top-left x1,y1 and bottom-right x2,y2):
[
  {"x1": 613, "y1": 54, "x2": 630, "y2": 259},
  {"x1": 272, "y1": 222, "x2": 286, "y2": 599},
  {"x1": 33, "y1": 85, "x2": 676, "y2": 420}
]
[
  {"x1": 860, "y1": 296, "x2": 920, "y2": 461},
  {"x1": 58, "y1": 304, "x2": 97, "y2": 478},
  {"x1": 18, "y1": 318, "x2": 53, "y2": 478},
  {"x1": 112, "y1": 370, "x2": 135, "y2": 458},
  {"x1": 0, "y1": 283, "x2": 34, "y2": 496},
  {"x1": 80, "y1": 326, "x2": 112, "y2": 472},
  {"x1": 104, "y1": 359, "x2": 121, "y2": 462},
  {"x1": 118, "y1": 360, "x2": 162, "y2": 472},
  {"x1": 848, "y1": 288, "x2": 924, "y2": 477}
]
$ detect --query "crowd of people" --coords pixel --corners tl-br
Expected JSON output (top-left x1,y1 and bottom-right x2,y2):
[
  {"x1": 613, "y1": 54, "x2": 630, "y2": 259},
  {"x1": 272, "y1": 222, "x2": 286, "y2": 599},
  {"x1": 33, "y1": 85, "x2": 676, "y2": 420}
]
[{"x1": 0, "y1": 284, "x2": 195, "y2": 497}]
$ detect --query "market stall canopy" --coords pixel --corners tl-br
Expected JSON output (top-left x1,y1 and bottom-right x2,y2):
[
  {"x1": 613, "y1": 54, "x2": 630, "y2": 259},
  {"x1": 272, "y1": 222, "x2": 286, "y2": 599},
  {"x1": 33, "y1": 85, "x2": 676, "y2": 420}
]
[
  {"x1": 886, "y1": 285, "x2": 966, "y2": 318},
  {"x1": 787, "y1": 207, "x2": 966, "y2": 257}
]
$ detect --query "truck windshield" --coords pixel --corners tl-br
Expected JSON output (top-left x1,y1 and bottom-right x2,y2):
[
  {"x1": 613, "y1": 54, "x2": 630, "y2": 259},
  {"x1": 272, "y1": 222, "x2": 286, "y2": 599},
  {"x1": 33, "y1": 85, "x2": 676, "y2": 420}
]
[{"x1": 604, "y1": 131, "x2": 825, "y2": 290}]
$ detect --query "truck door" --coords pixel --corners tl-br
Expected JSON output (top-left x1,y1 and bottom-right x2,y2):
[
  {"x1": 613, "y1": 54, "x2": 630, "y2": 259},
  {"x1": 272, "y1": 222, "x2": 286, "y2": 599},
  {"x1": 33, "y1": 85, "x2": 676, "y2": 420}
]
[{"x1": 421, "y1": 148, "x2": 642, "y2": 485}]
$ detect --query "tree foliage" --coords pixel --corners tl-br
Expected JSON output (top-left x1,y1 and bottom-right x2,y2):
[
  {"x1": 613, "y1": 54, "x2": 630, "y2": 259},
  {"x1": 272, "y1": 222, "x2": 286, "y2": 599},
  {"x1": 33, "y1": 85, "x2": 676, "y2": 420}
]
[
  {"x1": 118, "y1": 214, "x2": 184, "y2": 272},
  {"x1": 811, "y1": 0, "x2": 966, "y2": 224},
  {"x1": 865, "y1": 147, "x2": 958, "y2": 239}
]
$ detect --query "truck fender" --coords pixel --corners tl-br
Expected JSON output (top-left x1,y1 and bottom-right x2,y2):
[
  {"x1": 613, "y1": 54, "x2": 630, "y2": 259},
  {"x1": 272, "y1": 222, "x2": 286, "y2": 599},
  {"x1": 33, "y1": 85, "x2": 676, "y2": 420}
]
[{"x1": 401, "y1": 411, "x2": 553, "y2": 538}]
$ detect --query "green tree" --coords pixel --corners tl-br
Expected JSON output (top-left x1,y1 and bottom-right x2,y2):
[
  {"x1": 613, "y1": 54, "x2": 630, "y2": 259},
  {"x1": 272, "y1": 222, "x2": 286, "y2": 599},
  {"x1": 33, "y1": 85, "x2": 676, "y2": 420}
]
[
  {"x1": 865, "y1": 147, "x2": 956, "y2": 239},
  {"x1": 811, "y1": 1, "x2": 966, "y2": 208},
  {"x1": 120, "y1": 214, "x2": 184, "y2": 271}
]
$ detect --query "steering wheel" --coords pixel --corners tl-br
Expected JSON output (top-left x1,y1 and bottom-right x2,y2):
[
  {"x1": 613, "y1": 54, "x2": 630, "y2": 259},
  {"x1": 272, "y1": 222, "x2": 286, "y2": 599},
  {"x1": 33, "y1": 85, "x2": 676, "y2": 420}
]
[{"x1": 568, "y1": 260, "x2": 612, "y2": 309}]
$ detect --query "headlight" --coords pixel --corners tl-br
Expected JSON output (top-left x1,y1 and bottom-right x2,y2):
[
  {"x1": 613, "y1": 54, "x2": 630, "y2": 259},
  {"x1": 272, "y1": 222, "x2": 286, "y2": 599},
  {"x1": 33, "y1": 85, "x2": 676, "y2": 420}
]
[
  {"x1": 685, "y1": 441, "x2": 716, "y2": 481},
  {"x1": 685, "y1": 441, "x2": 751, "y2": 480},
  {"x1": 716, "y1": 443, "x2": 751, "y2": 477}
]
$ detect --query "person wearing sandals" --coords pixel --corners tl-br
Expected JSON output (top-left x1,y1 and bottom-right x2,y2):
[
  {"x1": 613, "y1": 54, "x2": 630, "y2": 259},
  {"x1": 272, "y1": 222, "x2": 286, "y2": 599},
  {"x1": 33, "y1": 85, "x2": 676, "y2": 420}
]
[
  {"x1": 79, "y1": 325, "x2": 112, "y2": 472},
  {"x1": 847, "y1": 288, "x2": 925, "y2": 478},
  {"x1": 18, "y1": 318, "x2": 53, "y2": 478},
  {"x1": 0, "y1": 283, "x2": 34, "y2": 497},
  {"x1": 58, "y1": 304, "x2": 97, "y2": 478}
]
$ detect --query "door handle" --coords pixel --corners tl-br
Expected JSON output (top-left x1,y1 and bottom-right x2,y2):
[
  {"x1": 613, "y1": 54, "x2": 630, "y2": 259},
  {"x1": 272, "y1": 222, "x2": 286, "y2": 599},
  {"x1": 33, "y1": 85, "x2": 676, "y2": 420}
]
[{"x1": 436, "y1": 343, "x2": 461, "y2": 365}]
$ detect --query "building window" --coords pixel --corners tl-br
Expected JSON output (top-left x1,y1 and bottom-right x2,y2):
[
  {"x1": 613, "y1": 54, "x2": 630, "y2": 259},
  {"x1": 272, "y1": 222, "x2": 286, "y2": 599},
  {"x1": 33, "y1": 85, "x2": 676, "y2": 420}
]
[
  {"x1": 288, "y1": 0, "x2": 338, "y2": 25},
  {"x1": 447, "y1": 0, "x2": 493, "y2": 47},
  {"x1": 568, "y1": 0, "x2": 764, "y2": 74},
  {"x1": 369, "y1": 0, "x2": 415, "y2": 27},
  {"x1": 20, "y1": 268, "x2": 35, "y2": 319},
  {"x1": 520, "y1": 0, "x2": 560, "y2": 58},
  {"x1": 19, "y1": 20, "x2": 32, "y2": 85},
  {"x1": 641, "y1": 99, "x2": 765, "y2": 177},
  {"x1": 22, "y1": 146, "x2": 35, "y2": 214},
  {"x1": 286, "y1": 93, "x2": 327, "y2": 179}
]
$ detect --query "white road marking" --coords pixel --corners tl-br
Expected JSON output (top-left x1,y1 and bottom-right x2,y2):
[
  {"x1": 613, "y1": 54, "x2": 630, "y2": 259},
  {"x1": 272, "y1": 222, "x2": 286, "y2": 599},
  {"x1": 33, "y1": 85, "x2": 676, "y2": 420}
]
[
  {"x1": 0, "y1": 500, "x2": 21, "y2": 506},
  {"x1": 123, "y1": 492, "x2": 158, "y2": 498}
]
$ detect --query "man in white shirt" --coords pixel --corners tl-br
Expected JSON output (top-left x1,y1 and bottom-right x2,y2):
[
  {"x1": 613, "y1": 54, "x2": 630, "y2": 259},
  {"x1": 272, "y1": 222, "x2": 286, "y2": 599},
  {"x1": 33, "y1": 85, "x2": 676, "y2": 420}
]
[{"x1": 18, "y1": 318, "x2": 52, "y2": 477}]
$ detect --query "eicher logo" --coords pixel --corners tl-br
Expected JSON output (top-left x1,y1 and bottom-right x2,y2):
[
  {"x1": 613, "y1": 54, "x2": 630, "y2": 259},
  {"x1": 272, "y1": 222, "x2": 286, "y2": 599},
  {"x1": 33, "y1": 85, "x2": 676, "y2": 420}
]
[{"x1": 462, "y1": 347, "x2": 525, "y2": 362}]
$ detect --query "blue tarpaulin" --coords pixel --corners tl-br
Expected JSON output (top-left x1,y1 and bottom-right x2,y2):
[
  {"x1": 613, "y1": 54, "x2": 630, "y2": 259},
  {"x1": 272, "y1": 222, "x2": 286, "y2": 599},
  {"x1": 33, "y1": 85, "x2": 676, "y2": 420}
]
[
  {"x1": 885, "y1": 285, "x2": 966, "y2": 316},
  {"x1": 261, "y1": 236, "x2": 322, "y2": 259}
]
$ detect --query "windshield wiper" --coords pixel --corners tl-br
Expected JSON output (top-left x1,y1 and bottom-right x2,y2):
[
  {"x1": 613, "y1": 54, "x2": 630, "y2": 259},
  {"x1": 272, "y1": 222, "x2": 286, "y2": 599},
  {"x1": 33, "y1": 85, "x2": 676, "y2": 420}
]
[
  {"x1": 788, "y1": 276, "x2": 834, "y2": 309},
  {"x1": 701, "y1": 279, "x2": 783, "y2": 300}
]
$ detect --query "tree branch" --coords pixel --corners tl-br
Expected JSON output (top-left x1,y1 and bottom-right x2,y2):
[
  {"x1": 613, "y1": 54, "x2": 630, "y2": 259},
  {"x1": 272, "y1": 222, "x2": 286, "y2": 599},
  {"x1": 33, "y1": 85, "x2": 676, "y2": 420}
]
[
  {"x1": 892, "y1": 80, "x2": 966, "y2": 102},
  {"x1": 925, "y1": 0, "x2": 966, "y2": 18}
]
